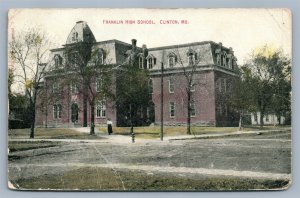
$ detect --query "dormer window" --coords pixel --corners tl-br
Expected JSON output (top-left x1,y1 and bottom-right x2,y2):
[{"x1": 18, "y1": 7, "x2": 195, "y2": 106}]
[
  {"x1": 146, "y1": 54, "x2": 156, "y2": 69},
  {"x1": 222, "y1": 52, "x2": 227, "y2": 67},
  {"x1": 54, "y1": 54, "x2": 62, "y2": 68},
  {"x1": 97, "y1": 49, "x2": 105, "y2": 65},
  {"x1": 227, "y1": 54, "x2": 233, "y2": 69},
  {"x1": 72, "y1": 32, "x2": 78, "y2": 42},
  {"x1": 139, "y1": 56, "x2": 144, "y2": 69},
  {"x1": 167, "y1": 53, "x2": 177, "y2": 68},
  {"x1": 214, "y1": 49, "x2": 221, "y2": 66},
  {"x1": 187, "y1": 49, "x2": 197, "y2": 65},
  {"x1": 188, "y1": 53, "x2": 195, "y2": 65}
]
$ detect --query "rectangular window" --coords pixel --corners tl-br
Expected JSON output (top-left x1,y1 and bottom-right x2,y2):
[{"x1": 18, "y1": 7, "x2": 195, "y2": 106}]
[
  {"x1": 148, "y1": 58, "x2": 153, "y2": 69},
  {"x1": 96, "y1": 101, "x2": 106, "y2": 118},
  {"x1": 169, "y1": 102, "x2": 175, "y2": 118},
  {"x1": 227, "y1": 81, "x2": 232, "y2": 93},
  {"x1": 218, "y1": 79, "x2": 222, "y2": 92},
  {"x1": 148, "y1": 78, "x2": 153, "y2": 94},
  {"x1": 223, "y1": 78, "x2": 227, "y2": 92},
  {"x1": 70, "y1": 82, "x2": 79, "y2": 93},
  {"x1": 139, "y1": 57, "x2": 143, "y2": 69},
  {"x1": 52, "y1": 82, "x2": 60, "y2": 93},
  {"x1": 169, "y1": 78, "x2": 175, "y2": 93},
  {"x1": 96, "y1": 78, "x2": 103, "y2": 92},
  {"x1": 53, "y1": 104, "x2": 62, "y2": 119},
  {"x1": 190, "y1": 102, "x2": 196, "y2": 117}
]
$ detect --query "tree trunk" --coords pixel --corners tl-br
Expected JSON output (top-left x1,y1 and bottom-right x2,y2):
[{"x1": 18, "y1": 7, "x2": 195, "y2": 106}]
[
  {"x1": 30, "y1": 106, "x2": 35, "y2": 138},
  {"x1": 238, "y1": 111, "x2": 243, "y2": 131},
  {"x1": 260, "y1": 111, "x2": 264, "y2": 129},
  {"x1": 90, "y1": 102, "x2": 95, "y2": 135},
  {"x1": 278, "y1": 116, "x2": 281, "y2": 125},
  {"x1": 83, "y1": 94, "x2": 88, "y2": 127},
  {"x1": 187, "y1": 93, "x2": 191, "y2": 135}
]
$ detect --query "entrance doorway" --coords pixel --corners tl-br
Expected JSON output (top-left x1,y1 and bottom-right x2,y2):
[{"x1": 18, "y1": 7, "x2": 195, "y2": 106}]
[{"x1": 71, "y1": 103, "x2": 79, "y2": 123}]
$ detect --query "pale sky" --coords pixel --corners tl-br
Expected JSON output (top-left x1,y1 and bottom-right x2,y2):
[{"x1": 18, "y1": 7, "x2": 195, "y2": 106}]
[{"x1": 8, "y1": 8, "x2": 291, "y2": 65}]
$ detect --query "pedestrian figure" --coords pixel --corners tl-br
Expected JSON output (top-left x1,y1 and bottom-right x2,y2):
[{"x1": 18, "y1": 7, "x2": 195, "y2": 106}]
[{"x1": 107, "y1": 118, "x2": 113, "y2": 135}]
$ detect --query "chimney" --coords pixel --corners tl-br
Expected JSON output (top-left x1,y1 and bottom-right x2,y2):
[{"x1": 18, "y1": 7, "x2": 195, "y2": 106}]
[
  {"x1": 218, "y1": 42, "x2": 222, "y2": 49},
  {"x1": 132, "y1": 39, "x2": 137, "y2": 52},
  {"x1": 142, "y1": 44, "x2": 148, "y2": 57}
]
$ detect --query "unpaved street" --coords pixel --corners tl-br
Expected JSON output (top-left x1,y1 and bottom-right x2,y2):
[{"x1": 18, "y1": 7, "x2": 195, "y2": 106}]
[{"x1": 8, "y1": 130, "x2": 291, "y2": 190}]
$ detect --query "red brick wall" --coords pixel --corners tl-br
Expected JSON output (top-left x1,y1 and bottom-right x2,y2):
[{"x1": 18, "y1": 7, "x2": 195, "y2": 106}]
[
  {"x1": 36, "y1": 74, "x2": 117, "y2": 128},
  {"x1": 151, "y1": 70, "x2": 216, "y2": 126}
]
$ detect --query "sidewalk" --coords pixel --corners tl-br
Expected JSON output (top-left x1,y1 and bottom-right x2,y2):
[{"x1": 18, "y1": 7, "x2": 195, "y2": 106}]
[
  {"x1": 9, "y1": 127, "x2": 291, "y2": 144},
  {"x1": 165, "y1": 127, "x2": 291, "y2": 141}
]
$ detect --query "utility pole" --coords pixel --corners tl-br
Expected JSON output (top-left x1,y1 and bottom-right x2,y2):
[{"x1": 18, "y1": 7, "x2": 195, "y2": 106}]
[{"x1": 160, "y1": 62, "x2": 164, "y2": 141}]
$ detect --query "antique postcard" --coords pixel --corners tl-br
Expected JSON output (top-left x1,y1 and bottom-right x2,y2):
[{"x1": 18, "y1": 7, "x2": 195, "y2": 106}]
[{"x1": 8, "y1": 8, "x2": 292, "y2": 191}]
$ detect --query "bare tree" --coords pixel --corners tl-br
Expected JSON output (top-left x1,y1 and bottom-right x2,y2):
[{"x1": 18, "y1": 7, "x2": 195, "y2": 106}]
[
  {"x1": 60, "y1": 42, "x2": 114, "y2": 135},
  {"x1": 9, "y1": 29, "x2": 52, "y2": 138},
  {"x1": 174, "y1": 47, "x2": 208, "y2": 135}
]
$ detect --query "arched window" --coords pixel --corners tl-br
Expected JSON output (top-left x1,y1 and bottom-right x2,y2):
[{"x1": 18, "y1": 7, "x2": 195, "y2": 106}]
[{"x1": 71, "y1": 103, "x2": 79, "y2": 123}]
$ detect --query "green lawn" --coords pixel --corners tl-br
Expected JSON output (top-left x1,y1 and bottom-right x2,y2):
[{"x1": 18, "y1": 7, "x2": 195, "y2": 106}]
[
  {"x1": 8, "y1": 128, "x2": 104, "y2": 140},
  {"x1": 11, "y1": 167, "x2": 290, "y2": 191},
  {"x1": 8, "y1": 141, "x2": 65, "y2": 152},
  {"x1": 8, "y1": 125, "x2": 290, "y2": 140},
  {"x1": 99, "y1": 125, "x2": 289, "y2": 139}
]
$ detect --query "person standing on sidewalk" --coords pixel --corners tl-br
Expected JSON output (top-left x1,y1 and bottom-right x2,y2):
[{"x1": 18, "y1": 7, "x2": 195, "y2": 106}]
[{"x1": 107, "y1": 118, "x2": 113, "y2": 135}]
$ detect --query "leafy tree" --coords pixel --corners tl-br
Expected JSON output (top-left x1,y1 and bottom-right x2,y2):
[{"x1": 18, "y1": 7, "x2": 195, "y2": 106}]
[
  {"x1": 9, "y1": 29, "x2": 52, "y2": 138},
  {"x1": 229, "y1": 67, "x2": 256, "y2": 130},
  {"x1": 115, "y1": 63, "x2": 151, "y2": 129},
  {"x1": 242, "y1": 45, "x2": 291, "y2": 128}
]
